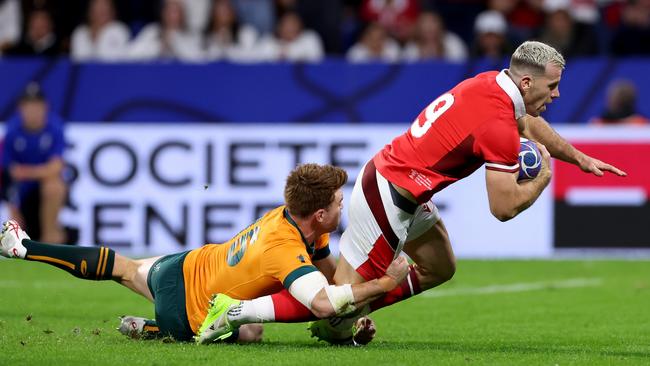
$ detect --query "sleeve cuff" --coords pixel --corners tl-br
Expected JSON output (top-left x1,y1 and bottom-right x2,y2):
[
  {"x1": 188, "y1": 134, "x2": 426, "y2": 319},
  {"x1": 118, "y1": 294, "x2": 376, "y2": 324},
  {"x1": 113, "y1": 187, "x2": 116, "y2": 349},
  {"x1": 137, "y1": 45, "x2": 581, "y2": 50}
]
[
  {"x1": 282, "y1": 265, "x2": 318, "y2": 289},
  {"x1": 311, "y1": 245, "x2": 331, "y2": 261},
  {"x1": 485, "y1": 161, "x2": 519, "y2": 173}
]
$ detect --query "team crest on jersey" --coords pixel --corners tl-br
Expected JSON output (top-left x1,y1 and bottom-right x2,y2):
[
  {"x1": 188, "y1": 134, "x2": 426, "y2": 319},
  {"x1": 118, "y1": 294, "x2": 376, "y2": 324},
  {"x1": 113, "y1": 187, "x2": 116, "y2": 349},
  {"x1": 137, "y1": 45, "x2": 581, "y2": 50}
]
[{"x1": 297, "y1": 254, "x2": 306, "y2": 263}]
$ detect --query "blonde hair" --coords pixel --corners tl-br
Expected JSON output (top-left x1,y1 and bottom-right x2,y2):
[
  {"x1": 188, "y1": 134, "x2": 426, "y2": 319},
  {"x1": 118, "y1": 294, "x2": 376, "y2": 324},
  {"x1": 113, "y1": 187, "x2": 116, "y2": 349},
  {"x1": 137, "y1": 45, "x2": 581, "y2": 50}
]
[{"x1": 510, "y1": 41, "x2": 565, "y2": 76}]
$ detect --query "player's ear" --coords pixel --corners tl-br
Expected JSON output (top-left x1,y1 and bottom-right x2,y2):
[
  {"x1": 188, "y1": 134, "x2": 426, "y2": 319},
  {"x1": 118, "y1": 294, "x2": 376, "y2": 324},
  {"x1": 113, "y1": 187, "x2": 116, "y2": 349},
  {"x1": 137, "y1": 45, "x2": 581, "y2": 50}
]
[
  {"x1": 314, "y1": 208, "x2": 326, "y2": 223},
  {"x1": 520, "y1": 75, "x2": 533, "y2": 93}
]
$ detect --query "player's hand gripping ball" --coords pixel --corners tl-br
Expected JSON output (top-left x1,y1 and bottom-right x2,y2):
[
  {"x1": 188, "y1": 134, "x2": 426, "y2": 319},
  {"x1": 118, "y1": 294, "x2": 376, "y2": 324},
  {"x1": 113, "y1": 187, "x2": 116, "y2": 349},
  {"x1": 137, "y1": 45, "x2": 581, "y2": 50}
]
[{"x1": 518, "y1": 138, "x2": 542, "y2": 181}]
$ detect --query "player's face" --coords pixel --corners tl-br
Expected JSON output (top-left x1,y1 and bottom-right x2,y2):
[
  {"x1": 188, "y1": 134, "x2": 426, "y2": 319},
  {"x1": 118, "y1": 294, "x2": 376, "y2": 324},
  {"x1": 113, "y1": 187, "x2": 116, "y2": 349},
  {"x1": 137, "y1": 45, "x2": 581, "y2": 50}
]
[
  {"x1": 523, "y1": 63, "x2": 562, "y2": 117},
  {"x1": 321, "y1": 189, "x2": 344, "y2": 232}
]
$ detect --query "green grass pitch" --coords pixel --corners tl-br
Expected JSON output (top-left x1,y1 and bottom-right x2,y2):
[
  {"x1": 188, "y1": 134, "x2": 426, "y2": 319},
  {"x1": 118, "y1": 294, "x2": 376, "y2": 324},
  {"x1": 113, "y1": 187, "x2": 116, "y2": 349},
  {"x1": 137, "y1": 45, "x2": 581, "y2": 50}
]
[{"x1": 1, "y1": 258, "x2": 649, "y2": 365}]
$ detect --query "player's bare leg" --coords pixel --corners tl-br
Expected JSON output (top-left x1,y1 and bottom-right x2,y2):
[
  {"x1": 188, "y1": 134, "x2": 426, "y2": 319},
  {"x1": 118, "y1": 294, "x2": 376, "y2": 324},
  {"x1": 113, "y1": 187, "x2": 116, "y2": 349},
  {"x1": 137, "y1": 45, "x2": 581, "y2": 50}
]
[
  {"x1": 332, "y1": 219, "x2": 454, "y2": 306},
  {"x1": 113, "y1": 254, "x2": 162, "y2": 301},
  {"x1": 0, "y1": 219, "x2": 162, "y2": 301},
  {"x1": 114, "y1": 254, "x2": 265, "y2": 343},
  {"x1": 39, "y1": 175, "x2": 66, "y2": 244},
  {"x1": 402, "y1": 219, "x2": 456, "y2": 291},
  {"x1": 0, "y1": 222, "x2": 265, "y2": 343},
  {"x1": 324, "y1": 219, "x2": 453, "y2": 321},
  {"x1": 333, "y1": 254, "x2": 366, "y2": 285}
]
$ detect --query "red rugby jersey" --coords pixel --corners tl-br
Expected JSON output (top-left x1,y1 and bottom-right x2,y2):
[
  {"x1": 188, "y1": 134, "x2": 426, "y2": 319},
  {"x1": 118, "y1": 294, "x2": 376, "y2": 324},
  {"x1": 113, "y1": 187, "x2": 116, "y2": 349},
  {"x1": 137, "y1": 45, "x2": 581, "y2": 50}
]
[{"x1": 374, "y1": 70, "x2": 526, "y2": 203}]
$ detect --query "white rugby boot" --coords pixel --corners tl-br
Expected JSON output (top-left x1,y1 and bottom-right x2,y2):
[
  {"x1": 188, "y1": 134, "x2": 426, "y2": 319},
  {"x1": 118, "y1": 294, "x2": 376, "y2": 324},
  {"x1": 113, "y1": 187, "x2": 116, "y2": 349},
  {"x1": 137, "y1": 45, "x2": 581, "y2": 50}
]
[{"x1": 0, "y1": 220, "x2": 29, "y2": 259}]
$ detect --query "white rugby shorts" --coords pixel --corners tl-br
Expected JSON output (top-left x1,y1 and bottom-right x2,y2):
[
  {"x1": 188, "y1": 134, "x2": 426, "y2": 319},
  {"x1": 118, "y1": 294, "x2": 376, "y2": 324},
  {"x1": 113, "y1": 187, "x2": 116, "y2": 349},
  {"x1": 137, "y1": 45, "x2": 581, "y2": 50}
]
[{"x1": 339, "y1": 159, "x2": 440, "y2": 280}]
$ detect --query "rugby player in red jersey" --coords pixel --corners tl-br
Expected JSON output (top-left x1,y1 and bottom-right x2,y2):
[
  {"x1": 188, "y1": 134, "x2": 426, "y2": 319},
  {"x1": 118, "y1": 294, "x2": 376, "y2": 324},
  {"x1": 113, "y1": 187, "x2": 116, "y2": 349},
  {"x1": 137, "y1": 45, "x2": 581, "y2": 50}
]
[{"x1": 199, "y1": 41, "x2": 627, "y2": 345}]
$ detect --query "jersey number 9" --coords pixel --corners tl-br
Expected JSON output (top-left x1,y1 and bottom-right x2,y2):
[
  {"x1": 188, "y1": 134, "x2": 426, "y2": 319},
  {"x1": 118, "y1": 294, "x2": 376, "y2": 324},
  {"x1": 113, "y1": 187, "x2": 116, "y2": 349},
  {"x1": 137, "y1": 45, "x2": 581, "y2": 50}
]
[{"x1": 410, "y1": 93, "x2": 454, "y2": 138}]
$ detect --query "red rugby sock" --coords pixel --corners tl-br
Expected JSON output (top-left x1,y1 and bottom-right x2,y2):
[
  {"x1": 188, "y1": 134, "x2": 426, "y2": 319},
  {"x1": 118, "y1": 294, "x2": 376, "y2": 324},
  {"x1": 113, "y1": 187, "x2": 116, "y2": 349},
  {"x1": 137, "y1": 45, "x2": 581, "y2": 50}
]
[
  {"x1": 271, "y1": 289, "x2": 317, "y2": 322},
  {"x1": 261, "y1": 265, "x2": 422, "y2": 322}
]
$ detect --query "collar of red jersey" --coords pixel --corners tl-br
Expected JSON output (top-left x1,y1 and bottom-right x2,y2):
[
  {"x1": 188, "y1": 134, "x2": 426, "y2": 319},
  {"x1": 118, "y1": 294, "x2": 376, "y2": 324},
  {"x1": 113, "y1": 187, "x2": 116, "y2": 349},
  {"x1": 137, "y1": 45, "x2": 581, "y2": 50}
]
[{"x1": 496, "y1": 69, "x2": 526, "y2": 120}]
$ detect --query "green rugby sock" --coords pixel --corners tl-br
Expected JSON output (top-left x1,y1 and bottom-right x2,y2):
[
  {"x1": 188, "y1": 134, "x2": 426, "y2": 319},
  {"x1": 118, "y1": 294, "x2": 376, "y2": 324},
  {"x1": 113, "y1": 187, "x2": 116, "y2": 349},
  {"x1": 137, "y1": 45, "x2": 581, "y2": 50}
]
[{"x1": 22, "y1": 239, "x2": 115, "y2": 280}]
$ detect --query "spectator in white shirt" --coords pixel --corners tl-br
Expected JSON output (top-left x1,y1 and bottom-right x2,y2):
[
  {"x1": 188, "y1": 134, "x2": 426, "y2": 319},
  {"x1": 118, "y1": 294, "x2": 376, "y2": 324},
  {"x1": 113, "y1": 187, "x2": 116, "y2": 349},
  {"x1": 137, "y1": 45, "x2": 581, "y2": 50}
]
[
  {"x1": 179, "y1": 0, "x2": 211, "y2": 33},
  {"x1": 256, "y1": 11, "x2": 324, "y2": 62},
  {"x1": 0, "y1": 0, "x2": 21, "y2": 54},
  {"x1": 129, "y1": 0, "x2": 202, "y2": 62},
  {"x1": 203, "y1": 0, "x2": 259, "y2": 62},
  {"x1": 70, "y1": 0, "x2": 130, "y2": 62},
  {"x1": 346, "y1": 22, "x2": 401, "y2": 63},
  {"x1": 402, "y1": 11, "x2": 467, "y2": 62}
]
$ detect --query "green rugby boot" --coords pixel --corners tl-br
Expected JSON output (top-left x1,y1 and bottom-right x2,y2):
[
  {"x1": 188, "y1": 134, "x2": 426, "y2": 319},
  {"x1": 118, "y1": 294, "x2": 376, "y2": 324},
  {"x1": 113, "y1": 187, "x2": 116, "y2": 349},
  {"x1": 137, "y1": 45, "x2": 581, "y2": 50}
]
[{"x1": 195, "y1": 293, "x2": 241, "y2": 344}]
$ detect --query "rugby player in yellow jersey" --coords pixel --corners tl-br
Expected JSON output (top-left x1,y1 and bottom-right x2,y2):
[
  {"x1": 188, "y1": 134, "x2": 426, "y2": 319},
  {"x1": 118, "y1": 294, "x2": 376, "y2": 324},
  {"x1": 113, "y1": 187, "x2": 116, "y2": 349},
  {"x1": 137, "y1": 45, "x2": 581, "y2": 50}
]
[{"x1": 0, "y1": 163, "x2": 409, "y2": 343}]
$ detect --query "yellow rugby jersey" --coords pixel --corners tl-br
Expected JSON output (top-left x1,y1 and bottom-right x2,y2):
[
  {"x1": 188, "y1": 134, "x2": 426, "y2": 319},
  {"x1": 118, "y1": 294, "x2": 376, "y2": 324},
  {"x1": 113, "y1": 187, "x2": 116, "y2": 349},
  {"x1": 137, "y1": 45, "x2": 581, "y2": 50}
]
[{"x1": 182, "y1": 205, "x2": 330, "y2": 332}]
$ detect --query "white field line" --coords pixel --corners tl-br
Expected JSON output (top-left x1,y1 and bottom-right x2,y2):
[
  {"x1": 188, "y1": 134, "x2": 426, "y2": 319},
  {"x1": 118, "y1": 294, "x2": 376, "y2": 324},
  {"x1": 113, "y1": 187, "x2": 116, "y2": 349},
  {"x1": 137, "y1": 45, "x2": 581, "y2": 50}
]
[{"x1": 421, "y1": 278, "x2": 603, "y2": 298}]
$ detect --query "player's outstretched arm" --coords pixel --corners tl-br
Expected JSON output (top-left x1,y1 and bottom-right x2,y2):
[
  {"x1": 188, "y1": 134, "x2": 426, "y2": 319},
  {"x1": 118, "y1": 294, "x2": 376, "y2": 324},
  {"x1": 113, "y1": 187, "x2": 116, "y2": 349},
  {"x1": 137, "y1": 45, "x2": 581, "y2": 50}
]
[
  {"x1": 194, "y1": 259, "x2": 408, "y2": 345},
  {"x1": 293, "y1": 256, "x2": 409, "y2": 319},
  {"x1": 520, "y1": 115, "x2": 627, "y2": 177},
  {"x1": 485, "y1": 143, "x2": 552, "y2": 221}
]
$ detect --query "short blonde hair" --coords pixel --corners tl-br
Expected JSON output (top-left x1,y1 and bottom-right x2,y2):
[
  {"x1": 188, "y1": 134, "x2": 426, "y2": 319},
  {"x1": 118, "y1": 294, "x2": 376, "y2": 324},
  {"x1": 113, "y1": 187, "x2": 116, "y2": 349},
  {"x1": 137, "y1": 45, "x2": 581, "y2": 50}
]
[
  {"x1": 510, "y1": 41, "x2": 565, "y2": 76},
  {"x1": 284, "y1": 164, "x2": 347, "y2": 218}
]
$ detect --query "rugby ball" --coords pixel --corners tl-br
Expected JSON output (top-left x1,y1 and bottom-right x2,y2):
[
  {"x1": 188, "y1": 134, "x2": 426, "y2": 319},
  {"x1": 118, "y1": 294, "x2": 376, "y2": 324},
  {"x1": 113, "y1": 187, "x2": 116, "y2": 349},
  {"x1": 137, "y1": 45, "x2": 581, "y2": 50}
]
[{"x1": 518, "y1": 138, "x2": 542, "y2": 181}]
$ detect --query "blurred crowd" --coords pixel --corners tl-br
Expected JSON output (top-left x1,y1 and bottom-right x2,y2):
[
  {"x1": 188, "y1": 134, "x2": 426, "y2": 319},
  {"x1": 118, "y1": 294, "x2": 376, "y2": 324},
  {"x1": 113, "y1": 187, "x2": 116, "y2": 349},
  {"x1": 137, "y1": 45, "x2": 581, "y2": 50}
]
[{"x1": 0, "y1": 0, "x2": 649, "y2": 63}]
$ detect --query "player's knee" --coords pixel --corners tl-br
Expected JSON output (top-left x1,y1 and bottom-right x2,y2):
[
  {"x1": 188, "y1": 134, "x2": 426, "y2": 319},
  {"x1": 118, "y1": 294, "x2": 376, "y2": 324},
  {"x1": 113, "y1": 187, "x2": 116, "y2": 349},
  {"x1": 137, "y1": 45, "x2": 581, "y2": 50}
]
[
  {"x1": 117, "y1": 257, "x2": 141, "y2": 283},
  {"x1": 416, "y1": 261, "x2": 456, "y2": 290},
  {"x1": 438, "y1": 261, "x2": 457, "y2": 283}
]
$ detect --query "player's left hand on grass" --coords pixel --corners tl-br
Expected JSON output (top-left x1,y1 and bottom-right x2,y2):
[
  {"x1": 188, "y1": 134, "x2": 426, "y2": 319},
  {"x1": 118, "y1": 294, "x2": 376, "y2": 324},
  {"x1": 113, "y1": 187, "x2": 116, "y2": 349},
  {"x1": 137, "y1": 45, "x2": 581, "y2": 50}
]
[
  {"x1": 577, "y1": 154, "x2": 627, "y2": 177},
  {"x1": 353, "y1": 316, "x2": 376, "y2": 346}
]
